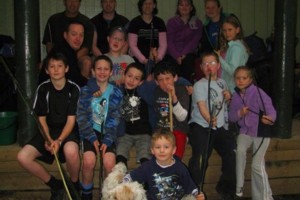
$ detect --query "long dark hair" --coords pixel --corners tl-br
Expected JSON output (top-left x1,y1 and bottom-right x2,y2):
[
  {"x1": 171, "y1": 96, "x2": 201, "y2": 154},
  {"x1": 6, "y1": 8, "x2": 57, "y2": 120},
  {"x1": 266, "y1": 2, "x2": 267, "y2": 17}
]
[
  {"x1": 138, "y1": 0, "x2": 158, "y2": 15},
  {"x1": 176, "y1": 0, "x2": 196, "y2": 20},
  {"x1": 219, "y1": 14, "x2": 246, "y2": 51}
]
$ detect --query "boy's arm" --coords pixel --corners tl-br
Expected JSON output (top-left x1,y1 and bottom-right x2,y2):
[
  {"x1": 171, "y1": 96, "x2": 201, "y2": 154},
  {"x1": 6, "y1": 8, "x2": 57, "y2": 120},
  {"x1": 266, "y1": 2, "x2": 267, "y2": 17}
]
[
  {"x1": 177, "y1": 77, "x2": 193, "y2": 86},
  {"x1": 39, "y1": 116, "x2": 62, "y2": 154},
  {"x1": 57, "y1": 115, "x2": 76, "y2": 143},
  {"x1": 38, "y1": 116, "x2": 51, "y2": 142},
  {"x1": 47, "y1": 115, "x2": 76, "y2": 154},
  {"x1": 198, "y1": 100, "x2": 211, "y2": 124},
  {"x1": 172, "y1": 86, "x2": 189, "y2": 122},
  {"x1": 102, "y1": 87, "x2": 123, "y2": 146},
  {"x1": 77, "y1": 87, "x2": 98, "y2": 143}
]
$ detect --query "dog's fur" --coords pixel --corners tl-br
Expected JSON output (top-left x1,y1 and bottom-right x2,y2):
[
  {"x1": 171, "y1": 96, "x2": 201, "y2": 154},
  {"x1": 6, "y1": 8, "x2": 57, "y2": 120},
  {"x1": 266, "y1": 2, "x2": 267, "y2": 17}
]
[
  {"x1": 101, "y1": 162, "x2": 197, "y2": 200},
  {"x1": 101, "y1": 162, "x2": 147, "y2": 200}
]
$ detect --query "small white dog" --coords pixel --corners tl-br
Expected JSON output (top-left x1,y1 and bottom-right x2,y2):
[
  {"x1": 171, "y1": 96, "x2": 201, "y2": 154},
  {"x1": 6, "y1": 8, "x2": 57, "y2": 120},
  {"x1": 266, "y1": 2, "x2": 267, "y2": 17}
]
[
  {"x1": 101, "y1": 162, "x2": 147, "y2": 200},
  {"x1": 101, "y1": 162, "x2": 197, "y2": 200}
]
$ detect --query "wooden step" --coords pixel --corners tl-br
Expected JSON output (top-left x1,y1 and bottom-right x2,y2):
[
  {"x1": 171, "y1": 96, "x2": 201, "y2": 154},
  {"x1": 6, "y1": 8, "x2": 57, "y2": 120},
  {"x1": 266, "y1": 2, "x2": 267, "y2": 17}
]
[{"x1": 0, "y1": 119, "x2": 300, "y2": 199}]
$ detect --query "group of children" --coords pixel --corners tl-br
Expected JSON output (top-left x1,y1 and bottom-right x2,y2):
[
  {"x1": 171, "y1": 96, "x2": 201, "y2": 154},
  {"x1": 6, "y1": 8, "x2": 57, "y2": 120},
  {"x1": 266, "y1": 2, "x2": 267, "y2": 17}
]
[{"x1": 16, "y1": 4, "x2": 277, "y2": 200}]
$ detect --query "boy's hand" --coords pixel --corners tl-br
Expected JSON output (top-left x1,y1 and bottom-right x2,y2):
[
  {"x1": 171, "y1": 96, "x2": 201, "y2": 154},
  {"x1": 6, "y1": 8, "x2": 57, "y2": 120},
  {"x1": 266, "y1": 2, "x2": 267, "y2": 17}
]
[
  {"x1": 93, "y1": 90, "x2": 102, "y2": 97},
  {"x1": 239, "y1": 106, "x2": 249, "y2": 117},
  {"x1": 44, "y1": 140, "x2": 60, "y2": 154},
  {"x1": 115, "y1": 78, "x2": 124, "y2": 87},
  {"x1": 211, "y1": 116, "x2": 217, "y2": 128},
  {"x1": 44, "y1": 141, "x2": 52, "y2": 152},
  {"x1": 51, "y1": 140, "x2": 61, "y2": 154},
  {"x1": 93, "y1": 140, "x2": 101, "y2": 154},
  {"x1": 223, "y1": 90, "x2": 231, "y2": 101},
  {"x1": 261, "y1": 115, "x2": 274, "y2": 125},
  {"x1": 186, "y1": 86, "x2": 193, "y2": 95},
  {"x1": 196, "y1": 192, "x2": 206, "y2": 200},
  {"x1": 100, "y1": 143, "x2": 107, "y2": 156},
  {"x1": 167, "y1": 85, "x2": 178, "y2": 103},
  {"x1": 215, "y1": 50, "x2": 221, "y2": 57}
]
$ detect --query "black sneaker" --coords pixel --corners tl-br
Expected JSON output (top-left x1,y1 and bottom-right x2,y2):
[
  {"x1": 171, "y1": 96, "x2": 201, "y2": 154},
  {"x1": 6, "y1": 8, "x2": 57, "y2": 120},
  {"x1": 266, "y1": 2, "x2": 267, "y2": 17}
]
[
  {"x1": 50, "y1": 188, "x2": 66, "y2": 200},
  {"x1": 221, "y1": 193, "x2": 236, "y2": 200},
  {"x1": 81, "y1": 193, "x2": 93, "y2": 200}
]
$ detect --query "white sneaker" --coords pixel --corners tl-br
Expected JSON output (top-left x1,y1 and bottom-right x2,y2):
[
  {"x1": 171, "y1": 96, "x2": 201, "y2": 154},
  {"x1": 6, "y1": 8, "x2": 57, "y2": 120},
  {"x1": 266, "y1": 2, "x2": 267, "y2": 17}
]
[{"x1": 236, "y1": 187, "x2": 243, "y2": 197}]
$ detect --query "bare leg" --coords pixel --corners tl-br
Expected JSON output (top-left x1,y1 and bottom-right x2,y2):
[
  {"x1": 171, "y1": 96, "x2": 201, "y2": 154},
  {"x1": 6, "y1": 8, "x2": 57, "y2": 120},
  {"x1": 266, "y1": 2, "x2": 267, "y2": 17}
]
[
  {"x1": 103, "y1": 152, "x2": 116, "y2": 178},
  {"x1": 81, "y1": 151, "x2": 96, "y2": 185},
  {"x1": 17, "y1": 145, "x2": 51, "y2": 182},
  {"x1": 64, "y1": 141, "x2": 80, "y2": 182}
]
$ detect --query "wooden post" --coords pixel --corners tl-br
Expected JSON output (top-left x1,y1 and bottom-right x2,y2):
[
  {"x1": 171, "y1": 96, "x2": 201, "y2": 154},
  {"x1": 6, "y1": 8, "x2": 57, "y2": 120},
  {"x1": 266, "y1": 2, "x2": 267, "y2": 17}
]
[
  {"x1": 14, "y1": 0, "x2": 40, "y2": 146},
  {"x1": 272, "y1": 0, "x2": 297, "y2": 138}
]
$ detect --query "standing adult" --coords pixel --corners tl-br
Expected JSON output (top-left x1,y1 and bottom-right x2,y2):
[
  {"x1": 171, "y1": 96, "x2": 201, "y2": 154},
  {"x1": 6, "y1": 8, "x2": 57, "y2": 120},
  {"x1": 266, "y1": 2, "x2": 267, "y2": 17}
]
[
  {"x1": 91, "y1": 0, "x2": 129, "y2": 56},
  {"x1": 42, "y1": 0, "x2": 94, "y2": 78},
  {"x1": 128, "y1": 0, "x2": 167, "y2": 78},
  {"x1": 166, "y1": 0, "x2": 202, "y2": 83},
  {"x1": 39, "y1": 21, "x2": 88, "y2": 87},
  {"x1": 199, "y1": 0, "x2": 229, "y2": 53}
]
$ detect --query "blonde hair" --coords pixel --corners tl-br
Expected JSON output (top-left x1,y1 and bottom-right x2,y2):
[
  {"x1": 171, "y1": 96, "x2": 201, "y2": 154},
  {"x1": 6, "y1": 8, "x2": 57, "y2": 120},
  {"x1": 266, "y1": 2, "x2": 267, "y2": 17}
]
[
  {"x1": 219, "y1": 14, "x2": 246, "y2": 52},
  {"x1": 151, "y1": 130, "x2": 176, "y2": 147},
  {"x1": 234, "y1": 66, "x2": 254, "y2": 80}
]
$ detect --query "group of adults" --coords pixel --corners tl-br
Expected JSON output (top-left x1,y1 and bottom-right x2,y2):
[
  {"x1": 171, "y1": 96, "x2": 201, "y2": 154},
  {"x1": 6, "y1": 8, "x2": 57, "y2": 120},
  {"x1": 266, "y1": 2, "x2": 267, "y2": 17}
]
[{"x1": 39, "y1": 0, "x2": 229, "y2": 86}]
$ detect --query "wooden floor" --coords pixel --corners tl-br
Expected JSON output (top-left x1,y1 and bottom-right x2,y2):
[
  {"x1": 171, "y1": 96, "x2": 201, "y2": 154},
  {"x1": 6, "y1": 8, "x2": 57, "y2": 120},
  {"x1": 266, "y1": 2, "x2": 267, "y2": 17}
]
[{"x1": 0, "y1": 118, "x2": 300, "y2": 200}]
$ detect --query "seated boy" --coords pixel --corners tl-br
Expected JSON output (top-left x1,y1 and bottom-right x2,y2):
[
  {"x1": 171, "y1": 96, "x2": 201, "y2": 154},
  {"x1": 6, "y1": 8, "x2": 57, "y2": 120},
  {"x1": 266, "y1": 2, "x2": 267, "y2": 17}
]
[
  {"x1": 123, "y1": 131, "x2": 205, "y2": 200},
  {"x1": 153, "y1": 62, "x2": 190, "y2": 159},
  {"x1": 17, "y1": 52, "x2": 81, "y2": 199}
]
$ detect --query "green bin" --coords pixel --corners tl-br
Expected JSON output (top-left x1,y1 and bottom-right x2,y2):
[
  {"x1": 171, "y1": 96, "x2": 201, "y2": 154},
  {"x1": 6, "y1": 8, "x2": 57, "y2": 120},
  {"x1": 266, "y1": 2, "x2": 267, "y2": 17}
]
[{"x1": 0, "y1": 112, "x2": 18, "y2": 145}]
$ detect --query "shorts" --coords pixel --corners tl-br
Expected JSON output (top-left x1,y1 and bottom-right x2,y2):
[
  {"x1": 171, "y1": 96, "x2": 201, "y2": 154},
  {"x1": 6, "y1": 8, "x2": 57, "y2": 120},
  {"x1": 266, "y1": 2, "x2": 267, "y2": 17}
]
[
  {"x1": 116, "y1": 134, "x2": 151, "y2": 160},
  {"x1": 28, "y1": 127, "x2": 79, "y2": 164},
  {"x1": 81, "y1": 131, "x2": 116, "y2": 155}
]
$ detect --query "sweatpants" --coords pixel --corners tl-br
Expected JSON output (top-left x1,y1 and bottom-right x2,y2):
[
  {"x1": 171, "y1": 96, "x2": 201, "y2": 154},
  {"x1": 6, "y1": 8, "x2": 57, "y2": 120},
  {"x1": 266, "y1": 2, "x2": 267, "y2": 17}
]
[{"x1": 236, "y1": 134, "x2": 273, "y2": 200}]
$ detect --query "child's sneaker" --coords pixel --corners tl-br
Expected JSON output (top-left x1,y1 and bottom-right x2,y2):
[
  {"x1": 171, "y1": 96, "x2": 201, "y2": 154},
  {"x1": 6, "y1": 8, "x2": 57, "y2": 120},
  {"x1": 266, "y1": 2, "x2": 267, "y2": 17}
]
[
  {"x1": 236, "y1": 187, "x2": 243, "y2": 197},
  {"x1": 50, "y1": 188, "x2": 66, "y2": 200}
]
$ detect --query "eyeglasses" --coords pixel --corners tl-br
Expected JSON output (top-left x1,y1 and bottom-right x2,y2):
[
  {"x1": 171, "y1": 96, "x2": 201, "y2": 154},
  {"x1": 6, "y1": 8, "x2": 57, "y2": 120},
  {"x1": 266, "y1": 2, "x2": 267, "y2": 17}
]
[
  {"x1": 112, "y1": 37, "x2": 124, "y2": 42},
  {"x1": 201, "y1": 61, "x2": 218, "y2": 66}
]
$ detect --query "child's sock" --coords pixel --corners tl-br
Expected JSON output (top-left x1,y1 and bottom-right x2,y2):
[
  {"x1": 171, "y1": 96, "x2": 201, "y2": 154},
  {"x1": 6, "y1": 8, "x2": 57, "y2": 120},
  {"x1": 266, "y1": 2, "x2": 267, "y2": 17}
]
[
  {"x1": 116, "y1": 155, "x2": 128, "y2": 167},
  {"x1": 46, "y1": 175, "x2": 63, "y2": 191},
  {"x1": 81, "y1": 182, "x2": 93, "y2": 200},
  {"x1": 72, "y1": 180, "x2": 81, "y2": 192}
]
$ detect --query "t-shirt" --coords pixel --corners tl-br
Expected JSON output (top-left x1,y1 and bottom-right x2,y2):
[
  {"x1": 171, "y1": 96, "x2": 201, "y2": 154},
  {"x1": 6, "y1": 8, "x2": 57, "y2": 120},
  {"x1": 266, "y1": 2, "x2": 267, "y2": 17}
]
[
  {"x1": 128, "y1": 16, "x2": 166, "y2": 59},
  {"x1": 105, "y1": 54, "x2": 135, "y2": 82},
  {"x1": 91, "y1": 84, "x2": 113, "y2": 133},
  {"x1": 121, "y1": 88, "x2": 151, "y2": 135},
  {"x1": 154, "y1": 84, "x2": 189, "y2": 134},
  {"x1": 189, "y1": 77, "x2": 229, "y2": 129},
  {"x1": 126, "y1": 156, "x2": 198, "y2": 200},
  {"x1": 33, "y1": 80, "x2": 80, "y2": 129}
]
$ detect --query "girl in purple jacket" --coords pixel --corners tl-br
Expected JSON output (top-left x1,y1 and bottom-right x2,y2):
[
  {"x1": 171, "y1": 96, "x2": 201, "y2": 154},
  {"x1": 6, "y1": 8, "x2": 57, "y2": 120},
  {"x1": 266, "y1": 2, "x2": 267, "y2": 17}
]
[{"x1": 229, "y1": 66, "x2": 276, "y2": 200}]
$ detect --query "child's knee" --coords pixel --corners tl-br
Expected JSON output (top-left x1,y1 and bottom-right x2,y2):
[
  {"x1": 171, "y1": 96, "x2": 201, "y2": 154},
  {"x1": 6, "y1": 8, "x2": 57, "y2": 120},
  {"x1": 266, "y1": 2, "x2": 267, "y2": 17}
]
[{"x1": 82, "y1": 154, "x2": 96, "y2": 170}]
